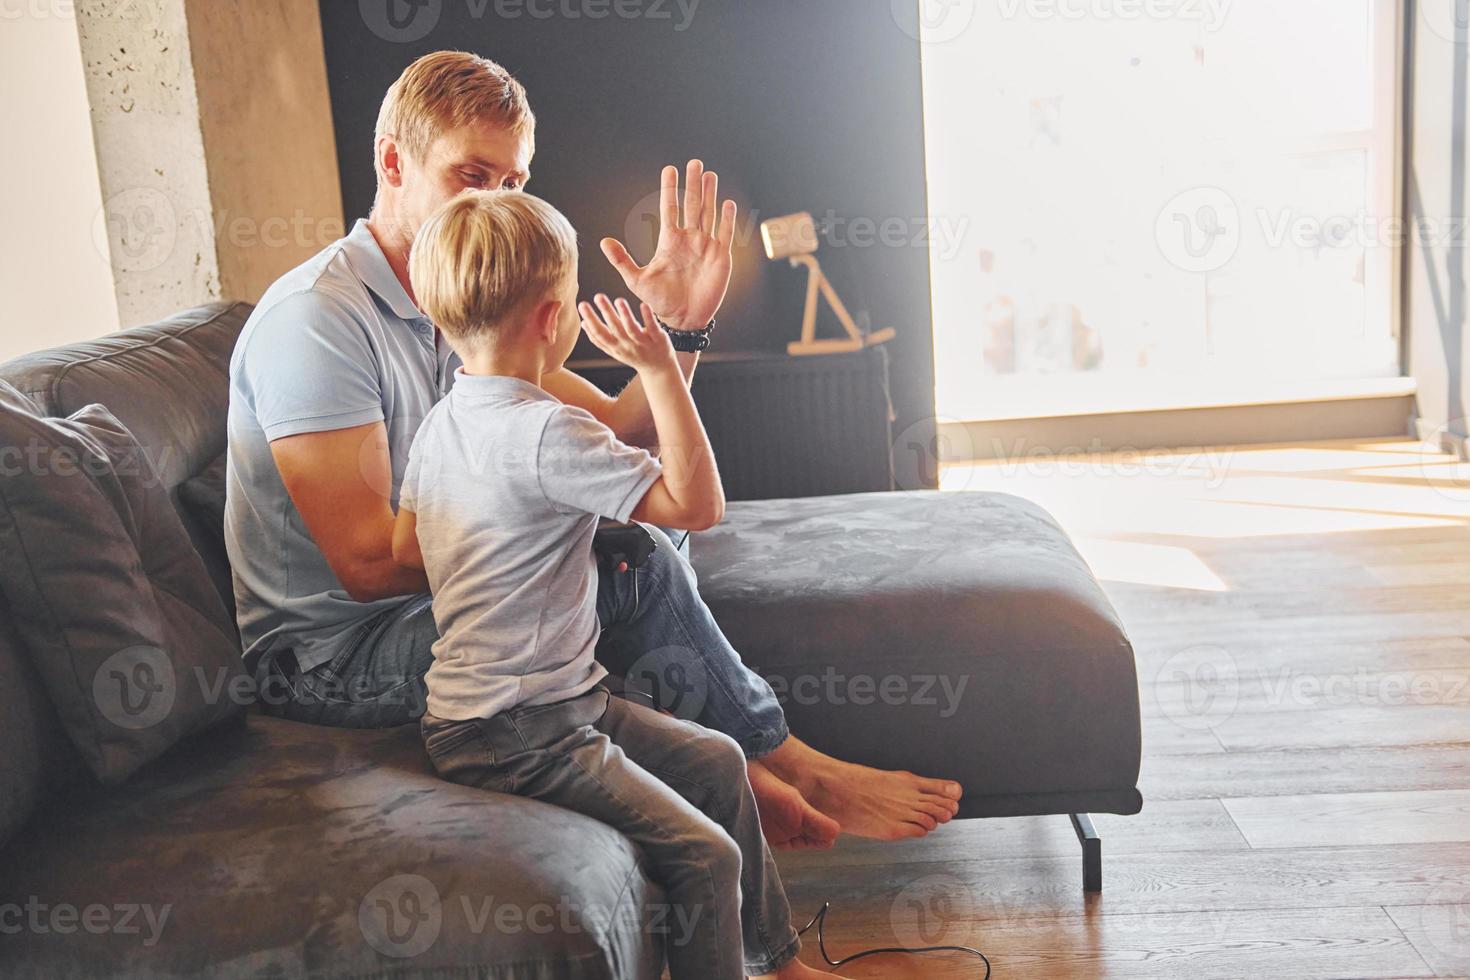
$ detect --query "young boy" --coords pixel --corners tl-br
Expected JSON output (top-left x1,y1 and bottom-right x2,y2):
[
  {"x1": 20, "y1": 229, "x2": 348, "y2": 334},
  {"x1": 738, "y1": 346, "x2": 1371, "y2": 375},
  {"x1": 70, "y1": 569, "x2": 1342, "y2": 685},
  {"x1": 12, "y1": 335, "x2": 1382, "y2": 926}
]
[{"x1": 392, "y1": 190, "x2": 842, "y2": 980}]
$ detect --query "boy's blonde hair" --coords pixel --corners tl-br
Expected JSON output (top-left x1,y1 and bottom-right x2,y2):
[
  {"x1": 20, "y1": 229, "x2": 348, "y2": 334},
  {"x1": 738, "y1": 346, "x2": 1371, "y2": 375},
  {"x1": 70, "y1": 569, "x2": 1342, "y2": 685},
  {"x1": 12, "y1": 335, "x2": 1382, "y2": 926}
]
[
  {"x1": 410, "y1": 191, "x2": 578, "y2": 345},
  {"x1": 375, "y1": 51, "x2": 534, "y2": 165}
]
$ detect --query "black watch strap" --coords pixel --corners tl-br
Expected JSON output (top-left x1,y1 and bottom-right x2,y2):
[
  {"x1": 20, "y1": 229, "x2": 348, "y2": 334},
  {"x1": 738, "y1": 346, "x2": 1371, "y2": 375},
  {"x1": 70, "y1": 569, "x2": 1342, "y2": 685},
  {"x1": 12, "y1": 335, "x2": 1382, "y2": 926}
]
[{"x1": 658, "y1": 317, "x2": 716, "y2": 353}]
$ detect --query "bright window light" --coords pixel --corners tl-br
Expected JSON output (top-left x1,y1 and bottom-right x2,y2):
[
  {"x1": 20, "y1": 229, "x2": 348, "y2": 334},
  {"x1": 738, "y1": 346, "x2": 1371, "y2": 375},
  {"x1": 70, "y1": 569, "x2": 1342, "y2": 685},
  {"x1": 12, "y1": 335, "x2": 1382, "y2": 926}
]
[{"x1": 917, "y1": 0, "x2": 1402, "y2": 421}]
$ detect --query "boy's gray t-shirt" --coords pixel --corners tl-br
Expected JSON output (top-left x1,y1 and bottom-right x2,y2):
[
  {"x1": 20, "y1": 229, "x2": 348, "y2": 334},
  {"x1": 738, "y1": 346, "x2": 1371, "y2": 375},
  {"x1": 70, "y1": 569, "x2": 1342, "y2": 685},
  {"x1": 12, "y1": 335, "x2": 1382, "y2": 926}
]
[{"x1": 399, "y1": 369, "x2": 662, "y2": 721}]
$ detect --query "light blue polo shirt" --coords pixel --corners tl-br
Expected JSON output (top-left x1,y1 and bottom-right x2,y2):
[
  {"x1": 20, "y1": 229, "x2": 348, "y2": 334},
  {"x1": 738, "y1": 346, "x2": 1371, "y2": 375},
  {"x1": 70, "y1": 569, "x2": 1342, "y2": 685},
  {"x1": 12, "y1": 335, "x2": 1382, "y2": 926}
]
[{"x1": 225, "y1": 219, "x2": 460, "y2": 673}]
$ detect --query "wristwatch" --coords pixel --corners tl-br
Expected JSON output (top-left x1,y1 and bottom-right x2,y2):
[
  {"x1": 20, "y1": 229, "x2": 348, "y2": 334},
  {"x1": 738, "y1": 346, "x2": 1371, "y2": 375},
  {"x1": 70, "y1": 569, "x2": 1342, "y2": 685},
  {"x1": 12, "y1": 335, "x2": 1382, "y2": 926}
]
[{"x1": 657, "y1": 317, "x2": 716, "y2": 353}]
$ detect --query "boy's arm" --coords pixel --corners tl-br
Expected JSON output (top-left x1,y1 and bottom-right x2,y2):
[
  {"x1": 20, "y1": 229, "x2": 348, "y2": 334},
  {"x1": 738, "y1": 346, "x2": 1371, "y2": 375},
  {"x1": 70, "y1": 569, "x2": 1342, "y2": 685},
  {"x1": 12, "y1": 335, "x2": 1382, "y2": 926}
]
[
  {"x1": 578, "y1": 295, "x2": 725, "y2": 531},
  {"x1": 540, "y1": 351, "x2": 698, "y2": 448},
  {"x1": 391, "y1": 506, "x2": 424, "y2": 570}
]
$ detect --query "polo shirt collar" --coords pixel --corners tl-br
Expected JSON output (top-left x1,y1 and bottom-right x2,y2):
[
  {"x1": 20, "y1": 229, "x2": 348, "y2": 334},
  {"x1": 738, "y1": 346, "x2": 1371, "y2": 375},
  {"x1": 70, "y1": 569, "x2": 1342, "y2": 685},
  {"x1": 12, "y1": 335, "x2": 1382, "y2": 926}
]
[
  {"x1": 341, "y1": 218, "x2": 424, "y2": 322},
  {"x1": 451, "y1": 368, "x2": 556, "y2": 403}
]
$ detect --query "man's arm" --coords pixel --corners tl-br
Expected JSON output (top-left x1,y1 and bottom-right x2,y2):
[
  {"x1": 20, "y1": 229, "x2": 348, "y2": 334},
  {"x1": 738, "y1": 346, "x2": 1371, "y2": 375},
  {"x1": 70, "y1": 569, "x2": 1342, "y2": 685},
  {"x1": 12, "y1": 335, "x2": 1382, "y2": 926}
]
[
  {"x1": 270, "y1": 421, "x2": 429, "y2": 602},
  {"x1": 540, "y1": 351, "x2": 697, "y2": 447},
  {"x1": 553, "y1": 159, "x2": 734, "y2": 445}
]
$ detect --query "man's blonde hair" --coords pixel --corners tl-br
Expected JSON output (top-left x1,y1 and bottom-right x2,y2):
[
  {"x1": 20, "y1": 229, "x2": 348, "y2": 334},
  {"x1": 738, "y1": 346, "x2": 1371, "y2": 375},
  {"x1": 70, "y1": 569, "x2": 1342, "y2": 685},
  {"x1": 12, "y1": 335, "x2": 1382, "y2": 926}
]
[
  {"x1": 410, "y1": 191, "x2": 578, "y2": 345},
  {"x1": 375, "y1": 51, "x2": 534, "y2": 164}
]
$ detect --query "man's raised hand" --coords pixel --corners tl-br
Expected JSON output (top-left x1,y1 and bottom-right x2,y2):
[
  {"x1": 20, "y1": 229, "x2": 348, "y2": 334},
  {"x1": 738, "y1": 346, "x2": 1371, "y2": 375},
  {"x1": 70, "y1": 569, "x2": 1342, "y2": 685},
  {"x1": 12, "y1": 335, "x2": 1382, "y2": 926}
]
[{"x1": 599, "y1": 160, "x2": 737, "y2": 331}]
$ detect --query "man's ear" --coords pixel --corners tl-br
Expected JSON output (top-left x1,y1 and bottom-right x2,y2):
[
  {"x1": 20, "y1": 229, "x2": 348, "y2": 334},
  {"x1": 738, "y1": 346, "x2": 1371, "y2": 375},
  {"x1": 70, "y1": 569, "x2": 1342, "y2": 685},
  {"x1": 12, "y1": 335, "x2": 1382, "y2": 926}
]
[{"x1": 375, "y1": 134, "x2": 404, "y2": 188}]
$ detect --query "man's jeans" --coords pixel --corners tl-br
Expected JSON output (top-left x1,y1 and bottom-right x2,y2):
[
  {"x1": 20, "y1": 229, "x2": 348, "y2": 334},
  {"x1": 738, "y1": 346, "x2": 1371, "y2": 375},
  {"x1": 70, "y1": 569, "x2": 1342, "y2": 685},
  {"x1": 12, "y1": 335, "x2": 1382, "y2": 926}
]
[
  {"x1": 254, "y1": 526, "x2": 791, "y2": 759},
  {"x1": 421, "y1": 687, "x2": 801, "y2": 978}
]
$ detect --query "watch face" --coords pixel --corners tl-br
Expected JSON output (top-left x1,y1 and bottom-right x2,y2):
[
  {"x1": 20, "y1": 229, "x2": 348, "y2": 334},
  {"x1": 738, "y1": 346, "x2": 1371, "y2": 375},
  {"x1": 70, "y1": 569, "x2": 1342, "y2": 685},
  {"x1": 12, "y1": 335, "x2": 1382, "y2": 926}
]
[
  {"x1": 662, "y1": 320, "x2": 713, "y2": 352},
  {"x1": 670, "y1": 331, "x2": 710, "y2": 352}
]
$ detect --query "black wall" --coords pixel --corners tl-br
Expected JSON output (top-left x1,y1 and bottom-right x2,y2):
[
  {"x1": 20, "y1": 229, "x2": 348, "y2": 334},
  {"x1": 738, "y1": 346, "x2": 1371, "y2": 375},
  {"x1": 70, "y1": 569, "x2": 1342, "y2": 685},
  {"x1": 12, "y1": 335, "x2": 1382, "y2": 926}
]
[{"x1": 319, "y1": 0, "x2": 939, "y2": 489}]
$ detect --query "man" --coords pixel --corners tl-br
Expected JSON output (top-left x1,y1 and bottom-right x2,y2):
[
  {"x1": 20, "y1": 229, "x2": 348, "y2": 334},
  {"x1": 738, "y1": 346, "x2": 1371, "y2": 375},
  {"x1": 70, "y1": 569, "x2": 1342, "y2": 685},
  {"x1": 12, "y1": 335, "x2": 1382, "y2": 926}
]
[{"x1": 226, "y1": 50, "x2": 962, "y2": 847}]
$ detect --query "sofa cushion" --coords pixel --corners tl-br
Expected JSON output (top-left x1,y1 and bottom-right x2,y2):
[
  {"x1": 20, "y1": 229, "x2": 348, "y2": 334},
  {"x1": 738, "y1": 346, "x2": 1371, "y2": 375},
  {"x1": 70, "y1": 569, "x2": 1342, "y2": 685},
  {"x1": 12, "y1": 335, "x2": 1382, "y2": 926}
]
[
  {"x1": 691, "y1": 490, "x2": 1143, "y2": 818},
  {"x1": 0, "y1": 304, "x2": 252, "y2": 646},
  {"x1": 0, "y1": 399, "x2": 245, "y2": 785},
  {"x1": 176, "y1": 452, "x2": 235, "y2": 618},
  {"x1": 0, "y1": 714, "x2": 665, "y2": 979},
  {"x1": 0, "y1": 303, "x2": 249, "y2": 493},
  {"x1": 177, "y1": 452, "x2": 227, "y2": 537},
  {"x1": 0, "y1": 612, "x2": 89, "y2": 849},
  {"x1": 0, "y1": 376, "x2": 39, "y2": 414},
  {"x1": 0, "y1": 380, "x2": 85, "y2": 846}
]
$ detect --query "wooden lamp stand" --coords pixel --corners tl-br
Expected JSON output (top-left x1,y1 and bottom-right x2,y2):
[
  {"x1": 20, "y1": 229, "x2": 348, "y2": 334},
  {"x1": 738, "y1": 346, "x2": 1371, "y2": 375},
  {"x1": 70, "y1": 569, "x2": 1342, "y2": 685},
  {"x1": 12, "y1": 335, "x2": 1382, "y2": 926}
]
[
  {"x1": 786, "y1": 253, "x2": 897, "y2": 356},
  {"x1": 762, "y1": 211, "x2": 897, "y2": 357}
]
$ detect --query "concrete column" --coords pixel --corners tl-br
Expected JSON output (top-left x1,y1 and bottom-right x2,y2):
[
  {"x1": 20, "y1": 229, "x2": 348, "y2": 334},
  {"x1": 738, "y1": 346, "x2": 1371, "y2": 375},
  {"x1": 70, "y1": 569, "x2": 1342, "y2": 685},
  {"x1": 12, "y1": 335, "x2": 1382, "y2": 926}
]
[
  {"x1": 75, "y1": 0, "x2": 218, "y2": 324},
  {"x1": 75, "y1": 0, "x2": 342, "y2": 327}
]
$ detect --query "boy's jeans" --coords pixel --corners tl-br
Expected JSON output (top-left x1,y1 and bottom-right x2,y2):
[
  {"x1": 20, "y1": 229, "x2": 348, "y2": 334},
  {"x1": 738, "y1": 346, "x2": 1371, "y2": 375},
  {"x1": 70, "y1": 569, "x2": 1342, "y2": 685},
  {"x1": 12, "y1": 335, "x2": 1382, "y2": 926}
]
[
  {"x1": 421, "y1": 687, "x2": 801, "y2": 978},
  {"x1": 254, "y1": 526, "x2": 792, "y2": 760}
]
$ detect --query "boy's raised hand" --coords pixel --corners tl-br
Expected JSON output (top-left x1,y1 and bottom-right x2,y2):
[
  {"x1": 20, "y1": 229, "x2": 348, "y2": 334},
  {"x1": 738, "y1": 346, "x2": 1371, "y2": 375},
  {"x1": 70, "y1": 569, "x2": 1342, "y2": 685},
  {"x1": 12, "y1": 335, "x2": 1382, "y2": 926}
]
[{"x1": 579, "y1": 295, "x2": 677, "y2": 376}]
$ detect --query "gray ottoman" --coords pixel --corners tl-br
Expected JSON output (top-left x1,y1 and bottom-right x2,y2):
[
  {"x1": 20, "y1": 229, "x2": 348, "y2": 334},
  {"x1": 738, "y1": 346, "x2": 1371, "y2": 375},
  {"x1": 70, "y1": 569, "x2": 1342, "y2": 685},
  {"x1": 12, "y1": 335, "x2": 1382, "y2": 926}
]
[{"x1": 691, "y1": 489, "x2": 1142, "y2": 890}]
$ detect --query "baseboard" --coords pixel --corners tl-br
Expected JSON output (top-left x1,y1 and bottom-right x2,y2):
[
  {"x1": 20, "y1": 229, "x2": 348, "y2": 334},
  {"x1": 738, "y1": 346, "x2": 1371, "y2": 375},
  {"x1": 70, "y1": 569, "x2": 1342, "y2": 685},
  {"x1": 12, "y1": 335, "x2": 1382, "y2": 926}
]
[
  {"x1": 1414, "y1": 417, "x2": 1470, "y2": 458},
  {"x1": 941, "y1": 389, "x2": 1416, "y2": 462}
]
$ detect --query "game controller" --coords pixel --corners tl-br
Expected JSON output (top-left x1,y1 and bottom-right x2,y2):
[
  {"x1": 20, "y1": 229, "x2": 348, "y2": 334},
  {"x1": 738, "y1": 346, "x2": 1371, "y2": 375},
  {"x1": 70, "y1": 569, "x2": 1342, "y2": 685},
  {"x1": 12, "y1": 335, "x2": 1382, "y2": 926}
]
[{"x1": 593, "y1": 519, "x2": 658, "y2": 573}]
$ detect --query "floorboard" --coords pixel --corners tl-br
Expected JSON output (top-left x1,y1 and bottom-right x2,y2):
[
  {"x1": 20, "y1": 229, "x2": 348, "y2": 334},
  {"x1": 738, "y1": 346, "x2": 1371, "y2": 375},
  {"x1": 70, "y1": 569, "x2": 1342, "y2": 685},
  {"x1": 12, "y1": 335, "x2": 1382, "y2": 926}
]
[
  {"x1": 1387, "y1": 905, "x2": 1470, "y2": 979},
  {"x1": 1223, "y1": 790, "x2": 1470, "y2": 849},
  {"x1": 781, "y1": 439, "x2": 1470, "y2": 977}
]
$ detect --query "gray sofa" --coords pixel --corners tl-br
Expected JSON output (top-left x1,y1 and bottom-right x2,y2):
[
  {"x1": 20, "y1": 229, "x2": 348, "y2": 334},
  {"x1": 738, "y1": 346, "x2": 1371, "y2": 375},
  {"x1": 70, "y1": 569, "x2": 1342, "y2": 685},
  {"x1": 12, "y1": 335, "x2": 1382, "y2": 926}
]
[{"x1": 0, "y1": 303, "x2": 1142, "y2": 978}]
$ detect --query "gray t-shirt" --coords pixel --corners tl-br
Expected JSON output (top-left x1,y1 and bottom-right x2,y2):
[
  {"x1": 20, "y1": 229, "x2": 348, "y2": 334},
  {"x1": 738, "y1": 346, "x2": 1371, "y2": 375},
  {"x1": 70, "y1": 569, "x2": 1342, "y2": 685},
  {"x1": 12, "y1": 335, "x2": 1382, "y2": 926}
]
[
  {"x1": 399, "y1": 370, "x2": 662, "y2": 721},
  {"x1": 226, "y1": 219, "x2": 459, "y2": 672}
]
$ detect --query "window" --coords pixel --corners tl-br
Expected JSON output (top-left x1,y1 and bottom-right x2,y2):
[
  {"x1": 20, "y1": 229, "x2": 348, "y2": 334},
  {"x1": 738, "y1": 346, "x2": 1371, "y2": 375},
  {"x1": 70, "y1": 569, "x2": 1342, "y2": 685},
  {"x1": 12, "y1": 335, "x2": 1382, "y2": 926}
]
[{"x1": 919, "y1": 0, "x2": 1402, "y2": 420}]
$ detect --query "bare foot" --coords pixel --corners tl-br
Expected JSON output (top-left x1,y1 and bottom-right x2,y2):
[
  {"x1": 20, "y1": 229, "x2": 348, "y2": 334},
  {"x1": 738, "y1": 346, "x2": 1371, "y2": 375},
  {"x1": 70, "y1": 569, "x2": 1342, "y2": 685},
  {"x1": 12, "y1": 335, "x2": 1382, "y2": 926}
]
[
  {"x1": 749, "y1": 761, "x2": 841, "y2": 850},
  {"x1": 763, "y1": 737, "x2": 963, "y2": 842},
  {"x1": 751, "y1": 955, "x2": 848, "y2": 979}
]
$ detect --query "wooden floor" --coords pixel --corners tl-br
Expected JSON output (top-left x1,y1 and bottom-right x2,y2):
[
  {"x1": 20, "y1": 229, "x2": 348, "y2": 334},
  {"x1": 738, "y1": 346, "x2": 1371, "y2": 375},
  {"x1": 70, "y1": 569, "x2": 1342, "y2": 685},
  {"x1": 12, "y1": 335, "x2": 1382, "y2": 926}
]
[{"x1": 777, "y1": 438, "x2": 1470, "y2": 979}]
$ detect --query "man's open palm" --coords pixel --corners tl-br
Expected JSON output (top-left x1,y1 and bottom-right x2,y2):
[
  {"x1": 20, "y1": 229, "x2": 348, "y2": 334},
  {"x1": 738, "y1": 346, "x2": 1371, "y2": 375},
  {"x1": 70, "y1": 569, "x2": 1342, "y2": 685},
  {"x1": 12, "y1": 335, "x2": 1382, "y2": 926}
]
[{"x1": 600, "y1": 160, "x2": 737, "y2": 331}]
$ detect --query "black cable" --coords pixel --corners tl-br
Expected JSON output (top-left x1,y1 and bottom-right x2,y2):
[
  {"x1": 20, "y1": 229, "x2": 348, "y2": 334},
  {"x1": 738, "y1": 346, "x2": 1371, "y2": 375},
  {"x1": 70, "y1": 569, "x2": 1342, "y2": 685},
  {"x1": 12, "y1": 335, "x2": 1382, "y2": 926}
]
[{"x1": 796, "y1": 902, "x2": 991, "y2": 977}]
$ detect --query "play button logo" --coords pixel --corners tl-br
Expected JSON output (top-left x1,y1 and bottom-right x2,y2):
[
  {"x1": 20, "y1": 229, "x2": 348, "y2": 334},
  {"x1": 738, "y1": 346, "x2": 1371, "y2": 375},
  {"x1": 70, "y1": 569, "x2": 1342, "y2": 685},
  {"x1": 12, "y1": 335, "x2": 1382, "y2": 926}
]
[{"x1": 360, "y1": 0, "x2": 443, "y2": 43}]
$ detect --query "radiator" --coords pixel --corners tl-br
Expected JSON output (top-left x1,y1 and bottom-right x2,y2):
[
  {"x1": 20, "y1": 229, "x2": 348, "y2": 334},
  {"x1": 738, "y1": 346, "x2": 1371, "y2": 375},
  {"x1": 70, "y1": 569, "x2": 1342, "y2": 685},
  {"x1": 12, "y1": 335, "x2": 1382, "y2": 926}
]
[{"x1": 572, "y1": 346, "x2": 895, "y2": 501}]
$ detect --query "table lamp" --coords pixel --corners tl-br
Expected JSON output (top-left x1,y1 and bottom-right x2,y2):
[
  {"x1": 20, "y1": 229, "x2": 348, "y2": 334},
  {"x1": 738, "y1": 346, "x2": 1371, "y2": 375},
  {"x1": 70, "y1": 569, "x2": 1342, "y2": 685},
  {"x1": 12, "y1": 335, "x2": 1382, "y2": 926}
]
[{"x1": 760, "y1": 211, "x2": 897, "y2": 356}]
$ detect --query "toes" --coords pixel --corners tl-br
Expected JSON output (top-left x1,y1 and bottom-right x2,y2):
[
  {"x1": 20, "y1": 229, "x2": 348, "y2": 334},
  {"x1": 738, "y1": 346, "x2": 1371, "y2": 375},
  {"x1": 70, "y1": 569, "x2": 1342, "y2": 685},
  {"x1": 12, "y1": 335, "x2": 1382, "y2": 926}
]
[
  {"x1": 804, "y1": 809, "x2": 842, "y2": 842},
  {"x1": 893, "y1": 822, "x2": 930, "y2": 840},
  {"x1": 886, "y1": 813, "x2": 938, "y2": 838},
  {"x1": 911, "y1": 776, "x2": 963, "y2": 800},
  {"x1": 921, "y1": 792, "x2": 961, "y2": 816},
  {"x1": 917, "y1": 800, "x2": 955, "y2": 823},
  {"x1": 892, "y1": 770, "x2": 964, "y2": 801}
]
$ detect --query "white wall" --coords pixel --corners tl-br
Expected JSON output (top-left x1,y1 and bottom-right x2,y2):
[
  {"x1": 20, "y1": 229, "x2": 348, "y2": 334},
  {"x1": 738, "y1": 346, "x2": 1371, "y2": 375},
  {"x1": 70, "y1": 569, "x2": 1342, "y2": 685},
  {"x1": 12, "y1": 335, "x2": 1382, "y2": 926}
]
[{"x1": 0, "y1": 7, "x2": 119, "y2": 362}]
